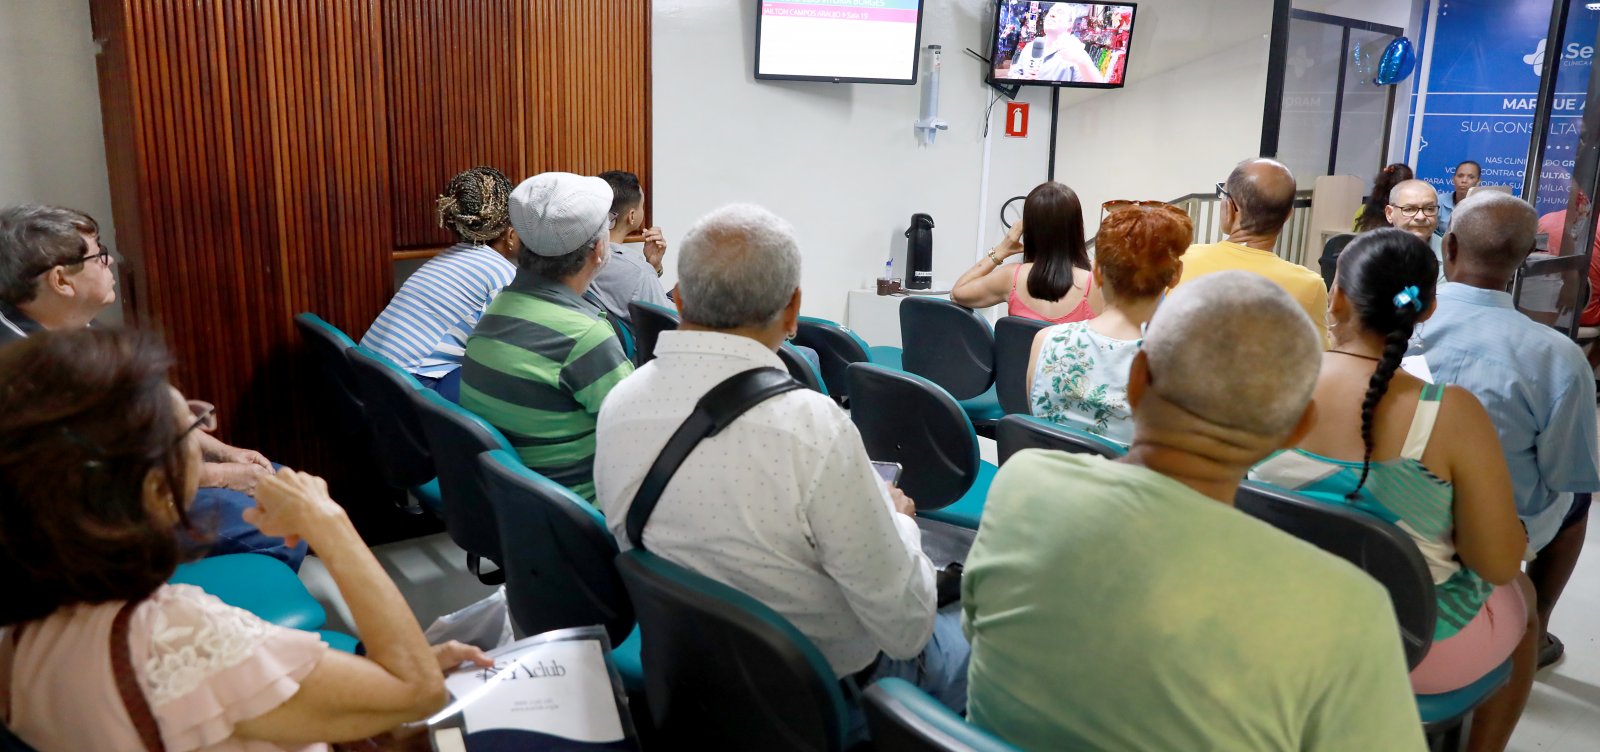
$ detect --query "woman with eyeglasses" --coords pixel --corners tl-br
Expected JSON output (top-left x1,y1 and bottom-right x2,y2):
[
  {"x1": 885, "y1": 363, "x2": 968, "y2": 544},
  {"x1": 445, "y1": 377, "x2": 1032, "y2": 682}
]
[
  {"x1": 0, "y1": 328, "x2": 489, "y2": 751},
  {"x1": 0, "y1": 204, "x2": 117, "y2": 348},
  {"x1": 1251, "y1": 229, "x2": 1534, "y2": 752},
  {"x1": 952, "y1": 181, "x2": 1097, "y2": 323},
  {"x1": 1025, "y1": 202, "x2": 1189, "y2": 446}
]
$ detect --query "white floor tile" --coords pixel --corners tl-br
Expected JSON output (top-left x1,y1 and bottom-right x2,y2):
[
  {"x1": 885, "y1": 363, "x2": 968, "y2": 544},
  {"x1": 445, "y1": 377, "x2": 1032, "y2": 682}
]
[
  {"x1": 298, "y1": 532, "x2": 499, "y2": 636},
  {"x1": 1511, "y1": 514, "x2": 1600, "y2": 750}
]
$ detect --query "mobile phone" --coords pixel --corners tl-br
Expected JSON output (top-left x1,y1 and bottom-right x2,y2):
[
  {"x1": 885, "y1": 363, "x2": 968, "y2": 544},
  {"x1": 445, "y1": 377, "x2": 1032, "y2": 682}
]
[{"x1": 871, "y1": 461, "x2": 904, "y2": 486}]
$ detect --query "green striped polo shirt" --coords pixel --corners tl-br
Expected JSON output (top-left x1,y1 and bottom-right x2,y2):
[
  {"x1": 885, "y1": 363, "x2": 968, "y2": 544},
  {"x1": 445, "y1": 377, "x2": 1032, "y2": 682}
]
[{"x1": 461, "y1": 269, "x2": 634, "y2": 500}]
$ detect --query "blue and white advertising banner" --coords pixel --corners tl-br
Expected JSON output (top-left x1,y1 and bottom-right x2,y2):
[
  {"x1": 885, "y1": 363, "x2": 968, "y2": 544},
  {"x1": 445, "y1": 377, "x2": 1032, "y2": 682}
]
[{"x1": 1406, "y1": 0, "x2": 1598, "y2": 215}]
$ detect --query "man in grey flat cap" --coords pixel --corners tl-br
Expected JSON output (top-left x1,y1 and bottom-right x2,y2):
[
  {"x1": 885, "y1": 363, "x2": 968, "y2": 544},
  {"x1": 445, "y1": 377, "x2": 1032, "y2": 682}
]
[{"x1": 461, "y1": 172, "x2": 634, "y2": 502}]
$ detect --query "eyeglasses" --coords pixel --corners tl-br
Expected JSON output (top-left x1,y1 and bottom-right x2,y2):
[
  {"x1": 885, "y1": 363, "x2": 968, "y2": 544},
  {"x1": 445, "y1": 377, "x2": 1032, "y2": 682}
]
[
  {"x1": 1215, "y1": 181, "x2": 1231, "y2": 200},
  {"x1": 30, "y1": 244, "x2": 115, "y2": 278},
  {"x1": 1389, "y1": 204, "x2": 1440, "y2": 218},
  {"x1": 79, "y1": 247, "x2": 115, "y2": 267},
  {"x1": 180, "y1": 400, "x2": 217, "y2": 439}
]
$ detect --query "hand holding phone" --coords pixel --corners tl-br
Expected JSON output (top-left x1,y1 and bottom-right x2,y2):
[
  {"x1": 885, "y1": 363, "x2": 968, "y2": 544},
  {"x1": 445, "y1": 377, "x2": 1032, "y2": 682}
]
[{"x1": 871, "y1": 461, "x2": 903, "y2": 486}]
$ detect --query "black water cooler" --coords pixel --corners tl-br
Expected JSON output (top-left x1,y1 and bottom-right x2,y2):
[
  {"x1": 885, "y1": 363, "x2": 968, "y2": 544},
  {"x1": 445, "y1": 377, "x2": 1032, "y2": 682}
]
[{"x1": 904, "y1": 213, "x2": 934, "y2": 290}]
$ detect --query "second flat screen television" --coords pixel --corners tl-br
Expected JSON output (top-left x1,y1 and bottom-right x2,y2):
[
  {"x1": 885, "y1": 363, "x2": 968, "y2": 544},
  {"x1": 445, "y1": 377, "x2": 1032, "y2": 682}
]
[{"x1": 989, "y1": 2, "x2": 1137, "y2": 88}]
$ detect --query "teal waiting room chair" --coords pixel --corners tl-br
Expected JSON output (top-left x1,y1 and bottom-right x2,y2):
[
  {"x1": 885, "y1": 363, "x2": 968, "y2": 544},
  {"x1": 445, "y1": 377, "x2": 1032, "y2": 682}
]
[
  {"x1": 795, "y1": 315, "x2": 902, "y2": 404},
  {"x1": 995, "y1": 415, "x2": 1124, "y2": 465},
  {"x1": 899, "y1": 298, "x2": 1003, "y2": 434},
  {"x1": 409, "y1": 388, "x2": 515, "y2": 585},
  {"x1": 617, "y1": 549, "x2": 850, "y2": 751},
  {"x1": 848, "y1": 363, "x2": 994, "y2": 530},
  {"x1": 478, "y1": 450, "x2": 643, "y2": 691},
  {"x1": 1234, "y1": 481, "x2": 1506, "y2": 750},
  {"x1": 344, "y1": 346, "x2": 444, "y2": 517},
  {"x1": 863, "y1": 678, "x2": 1020, "y2": 752}
]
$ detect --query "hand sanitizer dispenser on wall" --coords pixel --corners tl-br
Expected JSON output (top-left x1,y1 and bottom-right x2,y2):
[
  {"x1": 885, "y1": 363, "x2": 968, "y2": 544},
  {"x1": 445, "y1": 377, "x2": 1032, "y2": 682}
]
[
  {"x1": 904, "y1": 213, "x2": 934, "y2": 290},
  {"x1": 914, "y1": 45, "x2": 948, "y2": 146}
]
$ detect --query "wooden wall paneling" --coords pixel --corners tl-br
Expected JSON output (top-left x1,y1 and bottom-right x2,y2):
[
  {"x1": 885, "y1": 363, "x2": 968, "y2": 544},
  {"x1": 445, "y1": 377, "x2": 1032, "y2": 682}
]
[
  {"x1": 89, "y1": 0, "x2": 146, "y2": 317},
  {"x1": 92, "y1": 0, "x2": 414, "y2": 540},
  {"x1": 385, "y1": 0, "x2": 530, "y2": 252},
  {"x1": 91, "y1": 0, "x2": 650, "y2": 542},
  {"x1": 383, "y1": 0, "x2": 652, "y2": 256}
]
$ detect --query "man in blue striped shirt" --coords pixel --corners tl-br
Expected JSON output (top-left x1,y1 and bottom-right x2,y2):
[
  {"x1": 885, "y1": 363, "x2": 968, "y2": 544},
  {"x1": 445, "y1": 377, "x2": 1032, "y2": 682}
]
[
  {"x1": 1412, "y1": 192, "x2": 1600, "y2": 669},
  {"x1": 361, "y1": 167, "x2": 519, "y2": 401}
]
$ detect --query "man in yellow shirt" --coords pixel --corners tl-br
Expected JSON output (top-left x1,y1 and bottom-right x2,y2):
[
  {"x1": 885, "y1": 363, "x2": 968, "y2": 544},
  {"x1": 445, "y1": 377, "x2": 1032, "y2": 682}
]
[{"x1": 1177, "y1": 158, "x2": 1329, "y2": 344}]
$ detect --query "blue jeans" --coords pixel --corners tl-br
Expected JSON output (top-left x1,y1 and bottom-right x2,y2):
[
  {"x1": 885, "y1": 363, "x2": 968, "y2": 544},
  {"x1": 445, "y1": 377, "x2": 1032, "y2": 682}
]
[
  {"x1": 186, "y1": 463, "x2": 309, "y2": 572},
  {"x1": 415, "y1": 368, "x2": 463, "y2": 403},
  {"x1": 845, "y1": 603, "x2": 971, "y2": 742}
]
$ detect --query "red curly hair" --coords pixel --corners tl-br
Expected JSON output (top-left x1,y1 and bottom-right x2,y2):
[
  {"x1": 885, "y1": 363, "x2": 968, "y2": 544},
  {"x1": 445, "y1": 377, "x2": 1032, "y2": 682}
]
[{"x1": 1095, "y1": 204, "x2": 1192, "y2": 299}]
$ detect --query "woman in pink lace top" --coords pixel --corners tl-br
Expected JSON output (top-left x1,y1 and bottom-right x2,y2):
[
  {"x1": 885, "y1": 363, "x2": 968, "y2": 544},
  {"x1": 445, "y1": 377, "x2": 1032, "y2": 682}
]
[{"x1": 0, "y1": 329, "x2": 486, "y2": 751}]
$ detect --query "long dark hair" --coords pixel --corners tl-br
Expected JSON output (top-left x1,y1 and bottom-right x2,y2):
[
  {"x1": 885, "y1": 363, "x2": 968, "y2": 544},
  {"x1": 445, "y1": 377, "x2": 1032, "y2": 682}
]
[
  {"x1": 0, "y1": 328, "x2": 197, "y2": 625},
  {"x1": 1022, "y1": 182, "x2": 1091, "y2": 302},
  {"x1": 1334, "y1": 228, "x2": 1439, "y2": 497},
  {"x1": 1356, "y1": 164, "x2": 1414, "y2": 232}
]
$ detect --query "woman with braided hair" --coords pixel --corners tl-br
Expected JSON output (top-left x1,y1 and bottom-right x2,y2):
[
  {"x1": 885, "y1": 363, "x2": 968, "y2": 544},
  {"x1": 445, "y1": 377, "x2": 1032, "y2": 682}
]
[
  {"x1": 361, "y1": 166, "x2": 519, "y2": 401},
  {"x1": 1253, "y1": 228, "x2": 1535, "y2": 752}
]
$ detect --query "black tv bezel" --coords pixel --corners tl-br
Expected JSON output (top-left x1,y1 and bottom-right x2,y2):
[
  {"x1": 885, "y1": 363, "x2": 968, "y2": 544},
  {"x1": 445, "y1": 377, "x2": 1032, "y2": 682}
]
[
  {"x1": 986, "y1": 1, "x2": 1138, "y2": 90},
  {"x1": 753, "y1": 0, "x2": 927, "y2": 86}
]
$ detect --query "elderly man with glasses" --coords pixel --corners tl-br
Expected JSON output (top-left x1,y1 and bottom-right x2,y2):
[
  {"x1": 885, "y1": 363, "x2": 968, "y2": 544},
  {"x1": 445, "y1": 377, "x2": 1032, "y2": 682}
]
[
  {"x1": 1384, "y1": 179, "x2": 1447, "y2": 283},
  {"x1": 0, "y1": 203, "x2": 308, "y2": 570},
  {"x1": 0, "y1": 205, "x2": 117, "y2": 346}
]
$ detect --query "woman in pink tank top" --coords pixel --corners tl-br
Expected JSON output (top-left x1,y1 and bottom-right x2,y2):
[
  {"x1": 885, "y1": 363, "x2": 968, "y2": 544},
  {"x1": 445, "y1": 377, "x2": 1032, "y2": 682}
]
[{"x1": 952, "y1": 182, "x2": 1096, "y2": 322}]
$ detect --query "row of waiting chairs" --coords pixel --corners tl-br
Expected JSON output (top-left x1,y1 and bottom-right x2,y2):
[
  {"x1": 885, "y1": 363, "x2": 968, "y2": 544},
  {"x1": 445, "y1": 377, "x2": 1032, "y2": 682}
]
[
  {"x1": 294, "y1": 311, "x2": 1016, "y2": 750},
  {"x1": 295, "y1": 310, "x2": 1502, "y2": 750}
]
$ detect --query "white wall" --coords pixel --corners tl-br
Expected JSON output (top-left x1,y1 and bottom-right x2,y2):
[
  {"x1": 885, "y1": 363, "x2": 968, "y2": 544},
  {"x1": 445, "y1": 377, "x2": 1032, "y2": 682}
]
[
  {"x1": 1295, "y1": 0, "x2": 1418, "y2": 31},
  {"x1": 653, "y1": 0, "x2": 1277, "y2": 321},
  {"x1": 654, "y1": 0, "x2": 1056, "y2": 323},
  {"x1": 1051, "y1": 1, "x2": 1274, "y2": 234},
  {"x1": 0, "y1": 0, "x2": 119, "y2": 321}
]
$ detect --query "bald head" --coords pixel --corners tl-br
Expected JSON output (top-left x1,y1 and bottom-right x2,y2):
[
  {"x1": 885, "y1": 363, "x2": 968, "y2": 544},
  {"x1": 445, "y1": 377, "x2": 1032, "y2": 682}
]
[
  {"x1": 1141, "y1": 271, "x2": 1321, "y2": 438},
  {"x1": 1225, "y1": 159, "x2": 1297, "y2": 235},
  {"x1": 1448, "y1": 192, "x2": 1537, "y2": 276},
  {"x1": 1386, "y1": 180, "x2": 1440, "y2": 241}
]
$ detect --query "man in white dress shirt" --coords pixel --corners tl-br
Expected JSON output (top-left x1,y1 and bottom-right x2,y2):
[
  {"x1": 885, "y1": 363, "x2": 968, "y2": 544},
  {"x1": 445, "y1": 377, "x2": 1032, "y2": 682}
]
[{"x1": 594, "y1": 203, "x2": 967, "y2": 726}]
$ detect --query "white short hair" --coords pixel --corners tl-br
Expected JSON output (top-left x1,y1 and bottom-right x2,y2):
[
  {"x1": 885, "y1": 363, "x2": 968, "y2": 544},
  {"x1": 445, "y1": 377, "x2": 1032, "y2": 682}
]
[
  {"x1": 1142, "y1": 272, "x2": 1321, "y2": 437},
  {"x1": 1450, "y1": 191, "x2": 1538, "y2": 256},
  {"x1": 677, "y1": 204, "x2": 802, "y2": 329}
]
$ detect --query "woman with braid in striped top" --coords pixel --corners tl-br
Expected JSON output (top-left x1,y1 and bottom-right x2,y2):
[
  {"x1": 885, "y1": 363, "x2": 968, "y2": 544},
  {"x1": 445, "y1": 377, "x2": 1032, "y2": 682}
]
[
  {"x1": 1252, "y1": 228, "x2": 1536, "y2": 752},
  {"x1": 361, "y1": 166, "x2": 519, "y2": 401}
]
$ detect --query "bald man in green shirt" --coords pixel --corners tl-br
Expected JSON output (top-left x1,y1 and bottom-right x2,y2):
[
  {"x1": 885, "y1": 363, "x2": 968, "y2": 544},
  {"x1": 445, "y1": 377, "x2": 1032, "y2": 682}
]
[{"x1": 963, "y1": 272, "x2": 1425, "y2": 750}]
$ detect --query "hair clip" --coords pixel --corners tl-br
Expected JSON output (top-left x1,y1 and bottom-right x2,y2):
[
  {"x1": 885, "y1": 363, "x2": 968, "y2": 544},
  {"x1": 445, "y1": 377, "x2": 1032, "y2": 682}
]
[{"x1": 1393, "y1": 285, "x2": 1422, "y2": 312}]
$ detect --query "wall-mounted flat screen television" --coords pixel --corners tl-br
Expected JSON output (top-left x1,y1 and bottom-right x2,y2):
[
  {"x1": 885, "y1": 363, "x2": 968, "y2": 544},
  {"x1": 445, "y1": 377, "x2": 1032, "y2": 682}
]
[
  {"x1": 988, "y1": 2, "x2": 1137, "y2": 89},
  {"x1": 755, "y1": 0, "x2": 926, "y2": 85}
]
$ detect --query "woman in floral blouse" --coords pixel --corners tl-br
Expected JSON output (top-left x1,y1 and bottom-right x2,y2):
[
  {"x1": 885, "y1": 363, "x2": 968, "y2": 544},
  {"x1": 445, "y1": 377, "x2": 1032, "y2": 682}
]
[{"x1": 1027, "y1": 202, "x2": 1192, "y2": 445}]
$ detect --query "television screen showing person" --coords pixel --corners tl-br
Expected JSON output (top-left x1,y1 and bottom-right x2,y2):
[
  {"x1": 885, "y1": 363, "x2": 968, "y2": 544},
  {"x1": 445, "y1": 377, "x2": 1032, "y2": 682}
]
[{"x1": 990, "y1": 2, "x2": 1136, "y2": 86}]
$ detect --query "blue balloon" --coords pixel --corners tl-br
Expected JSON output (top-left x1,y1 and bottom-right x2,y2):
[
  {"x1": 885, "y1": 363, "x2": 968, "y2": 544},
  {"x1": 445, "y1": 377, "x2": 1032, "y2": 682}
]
[{"x1": 1376, "y1": 37, "x2": 1416, "y2": 85}]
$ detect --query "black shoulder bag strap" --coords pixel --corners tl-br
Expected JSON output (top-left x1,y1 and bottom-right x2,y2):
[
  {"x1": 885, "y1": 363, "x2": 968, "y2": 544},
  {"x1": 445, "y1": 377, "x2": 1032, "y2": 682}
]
[{"x1": 625, "y1": 367, "x2": 803, "y2": 551}]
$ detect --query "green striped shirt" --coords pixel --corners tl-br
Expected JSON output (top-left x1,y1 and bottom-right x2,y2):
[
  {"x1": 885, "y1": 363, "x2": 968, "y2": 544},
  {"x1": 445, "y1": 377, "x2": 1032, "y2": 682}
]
[{"x1": 461, "y1": 270, "x2": 634, "y2": 500}]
